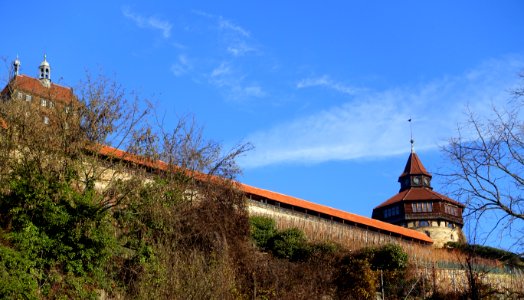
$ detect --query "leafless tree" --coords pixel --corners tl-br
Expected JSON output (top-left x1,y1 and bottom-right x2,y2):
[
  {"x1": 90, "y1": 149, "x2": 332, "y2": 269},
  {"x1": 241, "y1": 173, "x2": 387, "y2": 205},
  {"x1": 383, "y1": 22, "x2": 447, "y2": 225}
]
[{"x1": 443, "y1": 73, "x2": 524, "y2": 251}]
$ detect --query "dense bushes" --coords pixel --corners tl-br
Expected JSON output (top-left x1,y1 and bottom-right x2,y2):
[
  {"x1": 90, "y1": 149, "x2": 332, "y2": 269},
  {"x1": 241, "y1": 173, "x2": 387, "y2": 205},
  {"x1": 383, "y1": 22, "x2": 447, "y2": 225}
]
[
  {"x1": 0, "y1": 155, "x2": 250, "y2": 299},
  {"x1": 0, "y1": 163, "x2": 115, "y2": 299},
  {"x1": 249, "y1": 216, "x2": 277, "y2": 250},
  {"x1": 248, "y1": 216, "x2": 418, "y2": 299},
  {"x1": 250, "y1": 216, "x2": 338, "y2": 261}
]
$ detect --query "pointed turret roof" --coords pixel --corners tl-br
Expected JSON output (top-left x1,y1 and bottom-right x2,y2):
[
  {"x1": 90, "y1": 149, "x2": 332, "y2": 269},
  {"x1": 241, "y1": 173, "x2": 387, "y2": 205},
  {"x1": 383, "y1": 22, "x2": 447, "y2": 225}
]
[{"x1": 399, "y1": 151, "x2": 431, "y2": 178}]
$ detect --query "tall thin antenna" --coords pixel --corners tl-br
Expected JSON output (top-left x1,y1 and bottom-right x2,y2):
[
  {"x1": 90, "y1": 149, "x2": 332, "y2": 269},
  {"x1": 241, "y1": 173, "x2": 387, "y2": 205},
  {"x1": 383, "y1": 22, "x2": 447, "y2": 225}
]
[{"x1": 408, "y1": 117, "x2": 414, "y2": 153}]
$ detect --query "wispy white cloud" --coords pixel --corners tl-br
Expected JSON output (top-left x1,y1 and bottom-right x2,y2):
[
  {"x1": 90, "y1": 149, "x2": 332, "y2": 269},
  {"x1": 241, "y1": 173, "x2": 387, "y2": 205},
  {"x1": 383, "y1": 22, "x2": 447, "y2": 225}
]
[
  {"x1": 240, "y1": 56, "x2": 524, "y2": 168},
  {"x1": 170, "y1": 55, "x2": 192, "y2": 76},
  {"x1": 240, "y1": 85, "x2": 265, "y2": 98},
  {"x1": 168, "y1": 11, "x2": 263, "y2": 101},
  {"x1": 122, "y1": 7, "x2": 172, "y2": 39},
  {"x1": 210, "y1": 62, "x2": 231, "y2": 77},
  {"x1": 297, "y1": 75, "x2": 361, "y2": 95},
  {"x1": 191, "y1": 10, "x2": 257, "y2": 57},
  {"x1": 218, "y1": 17, "x2": 250, "y2": 37},
  {"x1": 227, "y1": 43, "x2": 256, "y2": 57},
  {"x1": 209, "y1": 62, "x2": 266, "y2": 99}
]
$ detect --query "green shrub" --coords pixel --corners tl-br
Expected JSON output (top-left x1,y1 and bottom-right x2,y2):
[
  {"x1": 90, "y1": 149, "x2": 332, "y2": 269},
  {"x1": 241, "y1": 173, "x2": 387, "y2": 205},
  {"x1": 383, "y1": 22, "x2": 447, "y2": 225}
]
[
  {"x1": 249, "y1": 216, "x2": 277, "y2": 250},
  {"x1": 373, "y1": 243, "x2": 408, "y2": 271},
  {"x1": 0, "y1": 244, "x2": 39, "y2": 299},
  {"x1": 267, "y1": 228, "x2": 309, "y2": 260},
  {"x1": 359, "y1": 243, "x2": 408, "y2": 272},
  {"x1": 0, "y1": 164, "x2": 116, "y2": 297}
]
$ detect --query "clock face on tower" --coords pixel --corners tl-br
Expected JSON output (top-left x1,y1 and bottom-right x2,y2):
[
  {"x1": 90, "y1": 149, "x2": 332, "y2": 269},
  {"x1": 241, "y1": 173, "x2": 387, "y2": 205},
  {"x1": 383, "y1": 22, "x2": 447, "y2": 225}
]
[
  {"x1": 423, "y1": 177, "x2": 430, "y2": 186},
  {"x1": 413, "y1": 176, "x2": 420, "y2": 185}
]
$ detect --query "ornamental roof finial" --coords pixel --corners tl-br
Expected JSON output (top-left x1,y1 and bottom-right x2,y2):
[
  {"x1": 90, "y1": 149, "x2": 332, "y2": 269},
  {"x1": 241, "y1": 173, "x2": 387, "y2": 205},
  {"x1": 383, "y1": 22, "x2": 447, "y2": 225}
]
[{"x1": 408, "y1": 117, "x2": 414, "y2": 153}]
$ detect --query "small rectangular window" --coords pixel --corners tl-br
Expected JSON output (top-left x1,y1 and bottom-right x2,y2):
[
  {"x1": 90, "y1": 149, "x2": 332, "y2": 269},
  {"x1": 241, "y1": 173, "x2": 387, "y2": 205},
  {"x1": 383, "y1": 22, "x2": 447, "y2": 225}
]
[
  {"x1": 43, "y1": 116, "x2": 49, "y2": 125},
  {"x1": 25, "y1": 94, "x2": 32, "y2": 102},
  {"x1": 445, "y1": 204, "x2": 458, "y2": 216},
  {"x1": 48, "y1": 101, "x2": 54, "y2": 108},
  {"x1": 41, "y1": 99, "x2": 47, "y2": 107},
  {"x1": 16, "y1": 92, "x2": 23, "y2": 100}
]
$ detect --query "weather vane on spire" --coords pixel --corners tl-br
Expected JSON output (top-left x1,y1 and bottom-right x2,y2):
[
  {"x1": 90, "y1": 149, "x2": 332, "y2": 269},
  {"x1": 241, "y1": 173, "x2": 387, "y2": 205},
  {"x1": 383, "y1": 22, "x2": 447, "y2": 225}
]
[{"x1": 408, "y1": 117, "x2": 414, "y2": 153}]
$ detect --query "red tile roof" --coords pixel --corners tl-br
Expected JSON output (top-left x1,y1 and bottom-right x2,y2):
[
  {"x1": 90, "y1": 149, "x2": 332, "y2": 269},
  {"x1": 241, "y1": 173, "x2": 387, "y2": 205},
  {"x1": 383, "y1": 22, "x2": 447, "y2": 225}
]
[
  {"x1": 241, "y1": 183, "x2": 434, "y2": 243},
  {"x1": 94, "y1": 144, "x2": 215, "y2": 183},
  {"x1": 400, "y1": 152, "x2": 432, "y2": 178},
  {"x1": 4, "y1": 75, "x2": 75, "y2": 105},
  {"x1": 374, "y1": 187, "x2": 465, "y2": 209}
]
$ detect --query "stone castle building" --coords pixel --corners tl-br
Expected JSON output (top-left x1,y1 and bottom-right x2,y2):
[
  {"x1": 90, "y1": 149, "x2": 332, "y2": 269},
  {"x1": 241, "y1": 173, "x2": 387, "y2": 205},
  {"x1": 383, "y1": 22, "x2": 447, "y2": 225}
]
[{"x1": 372, "y1": 148, "x2": 466, "y2": 247}]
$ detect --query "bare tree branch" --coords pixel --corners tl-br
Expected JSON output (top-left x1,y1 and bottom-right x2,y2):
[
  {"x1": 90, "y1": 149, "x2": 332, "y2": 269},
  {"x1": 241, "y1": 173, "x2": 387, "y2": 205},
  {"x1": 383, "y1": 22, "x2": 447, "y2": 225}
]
[{"x1": 443, "y1": 74, "x2": 524, "y2": 250}]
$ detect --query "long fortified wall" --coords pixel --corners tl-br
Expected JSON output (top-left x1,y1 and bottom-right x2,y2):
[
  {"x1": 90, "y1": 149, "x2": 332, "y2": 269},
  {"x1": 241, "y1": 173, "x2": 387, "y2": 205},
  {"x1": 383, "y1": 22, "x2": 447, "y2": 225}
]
[{"x1": 248, "y1": 200, "x2": 424, "y2": 249}]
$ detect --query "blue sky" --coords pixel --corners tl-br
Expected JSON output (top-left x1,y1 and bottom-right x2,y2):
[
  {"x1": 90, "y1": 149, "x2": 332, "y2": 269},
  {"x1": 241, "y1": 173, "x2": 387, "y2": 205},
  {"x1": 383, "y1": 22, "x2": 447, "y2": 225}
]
[{"x1": 2, "y1": 1, "x2": 524, "y2": 250}]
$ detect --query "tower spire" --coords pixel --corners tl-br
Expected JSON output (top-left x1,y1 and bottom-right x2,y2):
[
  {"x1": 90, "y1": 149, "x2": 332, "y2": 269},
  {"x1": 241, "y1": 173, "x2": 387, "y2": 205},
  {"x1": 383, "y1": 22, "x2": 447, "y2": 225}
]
[{"x1": 408, "y1": 117, "x2": 414, "y2": 153}]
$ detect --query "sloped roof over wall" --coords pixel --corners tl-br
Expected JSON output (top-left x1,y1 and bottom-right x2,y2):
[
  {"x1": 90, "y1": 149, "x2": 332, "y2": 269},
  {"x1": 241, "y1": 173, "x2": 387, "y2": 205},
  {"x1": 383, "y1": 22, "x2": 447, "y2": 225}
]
[
  {"x1": 95, "y1": 143, "x2": 433, "y2": 244},
  {"x1": 93, "y1": 144, "x2": 433, "y2": 243},
  {"x1": 241, "y1": 183, "x2": 433, "y2": 243}
]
